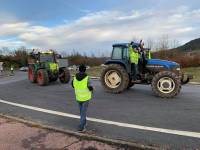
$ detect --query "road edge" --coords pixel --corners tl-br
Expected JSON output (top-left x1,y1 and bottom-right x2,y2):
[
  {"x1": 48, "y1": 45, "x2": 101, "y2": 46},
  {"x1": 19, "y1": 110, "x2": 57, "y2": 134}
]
[
  {"x1": 0, "y1": 113, "x2": 158, "y2": 150},
  {"x1": 189, "y1": 82, "x2": 200, "y2": 85}
]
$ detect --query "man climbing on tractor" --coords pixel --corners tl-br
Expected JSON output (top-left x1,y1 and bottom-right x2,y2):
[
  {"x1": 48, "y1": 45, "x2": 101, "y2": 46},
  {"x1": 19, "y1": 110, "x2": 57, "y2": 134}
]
[{"x1": 129, "y1": 41, "x2": 139, "y2": 80}]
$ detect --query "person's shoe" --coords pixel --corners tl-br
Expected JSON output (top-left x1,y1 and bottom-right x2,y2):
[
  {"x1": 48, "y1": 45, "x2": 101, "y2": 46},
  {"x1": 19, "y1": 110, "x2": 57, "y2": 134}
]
[{"x1": 77, "y1": 126, "x2": 86, "y2": 132}]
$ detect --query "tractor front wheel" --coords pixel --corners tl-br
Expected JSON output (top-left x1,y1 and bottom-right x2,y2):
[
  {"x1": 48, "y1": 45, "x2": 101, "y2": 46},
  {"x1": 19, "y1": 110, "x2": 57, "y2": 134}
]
[
  {"x1": 151, "y1": 71, "x2": 181, "y2": 98},
  {"x1": 101, "y1": 64, "x2": 129, "y2": 93},
  {"x1": 37, "y1": 69, "x2": 49, "y2": 86},
  {"x1": 59, "y1": 68, "x2": 70, "y2": 83}
]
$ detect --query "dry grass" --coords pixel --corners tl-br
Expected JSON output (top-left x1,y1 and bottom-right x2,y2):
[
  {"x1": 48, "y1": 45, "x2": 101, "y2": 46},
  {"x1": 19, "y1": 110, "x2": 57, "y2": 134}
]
[
  {"x1": 70, "y1": 66, "x2": 104, "y2": 77},
  {"x1": 182, "y1": 67, "x2": 200, "y2": 82}
]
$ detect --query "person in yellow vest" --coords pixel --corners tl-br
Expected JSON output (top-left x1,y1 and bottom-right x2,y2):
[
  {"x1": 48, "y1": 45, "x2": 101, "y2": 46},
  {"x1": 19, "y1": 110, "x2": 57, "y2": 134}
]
[
  {"x1": 144, "y1": 48, "x2": 151, "y2": 59},
  {"x1": 129, "y1": 42, "x2": 139, "y2": 80},
  {"x1": 72, "y1": 64, "x2": 93, "y2": 132},
  {"x1": 147, "y1": 49, "x2": 151, "y2": 59}
]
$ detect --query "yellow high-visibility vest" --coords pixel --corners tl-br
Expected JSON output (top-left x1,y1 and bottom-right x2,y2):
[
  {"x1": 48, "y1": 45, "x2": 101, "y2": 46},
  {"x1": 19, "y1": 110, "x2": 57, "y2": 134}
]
[
  {"x1": 129, "y1": 46, "x2": 139, "y2": 64},
  {"x1": 49, "y1": 63, "x2": 58, "y2": 71},
  {"x1": 73, "y1": 76, "x2": 92, "y2": 102},
  {"x1": 148, "y1": 51, "x2": 151, "y2": 59}
]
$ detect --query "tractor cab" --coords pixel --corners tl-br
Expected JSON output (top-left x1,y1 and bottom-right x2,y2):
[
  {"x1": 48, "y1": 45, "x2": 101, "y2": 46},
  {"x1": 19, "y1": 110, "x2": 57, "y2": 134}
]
[
  {"x1": 39, "y1": 51, "x2": 57, "y2": 63},
  {"x1": 107, "y1": 43, "x2": 151, "y2": 75},
  {"x1": 29, "y1": 50, "x2": 57, "y2": 63}
]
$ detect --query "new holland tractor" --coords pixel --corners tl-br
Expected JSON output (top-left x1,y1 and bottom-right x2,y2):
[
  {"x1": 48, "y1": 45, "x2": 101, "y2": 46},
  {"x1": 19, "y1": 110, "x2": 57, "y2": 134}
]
[
  {"x1": 101, "y1": 42, "x2": 193, "y2": 98},
  {"x1": 28, "y1": 50, "x2": 70, "y2": 86}
]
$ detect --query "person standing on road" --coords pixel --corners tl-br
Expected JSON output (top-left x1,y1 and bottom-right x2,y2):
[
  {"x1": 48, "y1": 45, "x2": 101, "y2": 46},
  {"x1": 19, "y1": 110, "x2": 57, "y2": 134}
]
[{"x1": 71, "y1": 64, "x2": 93, "y2": 132}]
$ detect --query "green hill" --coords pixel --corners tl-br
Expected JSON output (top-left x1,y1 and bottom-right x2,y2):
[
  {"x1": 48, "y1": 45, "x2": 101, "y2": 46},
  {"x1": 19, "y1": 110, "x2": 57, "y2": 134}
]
[{"x1": 175, "y1": 38, "x2": 200, "y2": 51}]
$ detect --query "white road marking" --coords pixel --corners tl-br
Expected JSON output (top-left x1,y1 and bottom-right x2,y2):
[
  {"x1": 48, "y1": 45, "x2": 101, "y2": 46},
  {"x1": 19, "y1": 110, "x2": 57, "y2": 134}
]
[{"x1": 0, "y1": 99, "x2": 200, "y2": 138}]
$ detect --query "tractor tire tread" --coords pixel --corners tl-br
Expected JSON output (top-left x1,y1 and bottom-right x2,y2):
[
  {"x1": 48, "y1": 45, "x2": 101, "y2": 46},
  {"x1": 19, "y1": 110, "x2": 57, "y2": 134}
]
[
  {"x1": 101, "y1": 64, "x2": 129, "y2": 93},
  {"x1": 37, "y1": 69, "x2": 49, "y2": 86},
  {"x1": 151, "y1": 71, "x2": 181, "y2": 98}
]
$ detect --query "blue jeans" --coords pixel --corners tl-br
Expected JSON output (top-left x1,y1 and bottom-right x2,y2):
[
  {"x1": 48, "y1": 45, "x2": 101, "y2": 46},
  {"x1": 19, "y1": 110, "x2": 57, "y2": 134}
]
[{"x1": 78, "y1": 101, "x2": 89, "y2": 129}]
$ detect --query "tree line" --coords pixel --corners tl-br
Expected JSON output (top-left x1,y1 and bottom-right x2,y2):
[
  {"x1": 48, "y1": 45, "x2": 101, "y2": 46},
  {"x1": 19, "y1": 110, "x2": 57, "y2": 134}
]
[
  {"x1": 0, "y1": 35, "x2": 199, "y2": 69},
  {"x1": 0, "y1": 47, "x2": 106, "y2": 68}
]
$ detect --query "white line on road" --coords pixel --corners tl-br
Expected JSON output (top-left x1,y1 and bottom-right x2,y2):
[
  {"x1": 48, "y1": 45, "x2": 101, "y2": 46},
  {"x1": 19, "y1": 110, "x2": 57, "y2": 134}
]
[{"x1": 0, "y1": 99, "x2": 200, "y2": 138}]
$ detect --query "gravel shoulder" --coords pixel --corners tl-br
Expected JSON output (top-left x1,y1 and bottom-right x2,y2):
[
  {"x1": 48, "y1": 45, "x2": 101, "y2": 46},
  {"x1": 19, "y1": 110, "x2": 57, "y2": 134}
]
[{"x1": 0, "y1": 115, "x2": 133, "y2": 150}]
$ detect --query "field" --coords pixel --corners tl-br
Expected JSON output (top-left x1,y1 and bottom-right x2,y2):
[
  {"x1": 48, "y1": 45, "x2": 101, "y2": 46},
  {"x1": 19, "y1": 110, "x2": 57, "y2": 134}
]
[
  {"x1": 70, "y1": 66, "x2": 104, "y2": 77},
  {"x1": 70, "y1": 66, "x2": 200, "y2": 82},
  {"x1": 182, "y1": 67, "x2": 200, "y2": 82}
]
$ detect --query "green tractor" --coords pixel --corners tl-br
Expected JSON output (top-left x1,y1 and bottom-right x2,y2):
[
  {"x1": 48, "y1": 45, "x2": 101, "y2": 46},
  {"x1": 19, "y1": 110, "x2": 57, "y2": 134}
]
[{"x1": 28, "y1": 50, "x2": 70, "y2": 86}]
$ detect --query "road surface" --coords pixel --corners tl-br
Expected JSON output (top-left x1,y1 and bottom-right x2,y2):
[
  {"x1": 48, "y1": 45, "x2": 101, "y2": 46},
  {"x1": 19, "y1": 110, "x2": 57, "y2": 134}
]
[{"x1": 0, "y1": 72, "x2": 199, "y2": 149}]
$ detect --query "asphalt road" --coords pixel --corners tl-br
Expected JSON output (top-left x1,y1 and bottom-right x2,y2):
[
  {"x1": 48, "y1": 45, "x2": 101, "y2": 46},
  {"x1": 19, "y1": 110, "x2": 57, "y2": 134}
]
[{"x1": 0, "y1": 72, "x2": 200, "y2": 149}]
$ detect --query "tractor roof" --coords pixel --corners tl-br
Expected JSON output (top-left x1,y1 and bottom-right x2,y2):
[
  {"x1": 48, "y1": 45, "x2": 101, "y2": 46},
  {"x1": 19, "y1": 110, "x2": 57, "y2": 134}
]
[
  {"x1": 112, "y1": 42, "x2": 140, "y2": 48},
  {"x1": 30, "y1": 49, "x2": 55, "y2": 55},
  {"x1": 112, "y1": 43, "x2": 129, "y2": 47}
]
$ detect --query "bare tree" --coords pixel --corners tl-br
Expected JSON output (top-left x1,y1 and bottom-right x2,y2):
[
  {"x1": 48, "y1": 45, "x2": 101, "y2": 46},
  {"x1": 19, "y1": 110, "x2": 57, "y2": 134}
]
[
  {"x1": 60, "y1": 51, "x2": 68, "y2": 57},
  {"x1": 158, "y1": 34, "x2": 169, "y2": 50},
  {"x1": 0, "y1": 49, "x2": 2, "y2": 56},
  {"x1": 146, "y1": 38, "x2": 155, "y2": 49},
  {"x1": 170, "y1": 39, "x2": 180, "y2": 49},
  {"x1": 1, "y1": 47, "x2": 10, "y2": 56}
]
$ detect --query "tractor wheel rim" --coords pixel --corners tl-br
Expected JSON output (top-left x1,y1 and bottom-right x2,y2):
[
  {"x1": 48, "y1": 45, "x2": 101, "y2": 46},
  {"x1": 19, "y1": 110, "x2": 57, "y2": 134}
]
[
  {"x1": 157, "y1": 77, "x2": 175, "y2": 94},
  {"x1": 104, "y1": 70, "x2": 121, "y2": 88}
]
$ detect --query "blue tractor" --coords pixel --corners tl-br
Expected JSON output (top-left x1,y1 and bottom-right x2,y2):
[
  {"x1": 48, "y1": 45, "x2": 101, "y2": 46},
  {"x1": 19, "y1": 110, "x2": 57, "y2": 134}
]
[{"x1": 101, "y1": 42, "x2": 193, "y2": 98}]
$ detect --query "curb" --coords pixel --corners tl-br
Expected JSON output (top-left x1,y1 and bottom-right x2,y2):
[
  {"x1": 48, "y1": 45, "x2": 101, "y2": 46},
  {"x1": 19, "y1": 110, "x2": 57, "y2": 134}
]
[
  {"x1": 189, "y1": 82, "x2": 200, "y2": 85},
  {"x1": 0, "y1": 113, "x2": 158, "y2": 150},
  {"x1": 90, "y1": 76, "x2": 100, "y2": 80}
]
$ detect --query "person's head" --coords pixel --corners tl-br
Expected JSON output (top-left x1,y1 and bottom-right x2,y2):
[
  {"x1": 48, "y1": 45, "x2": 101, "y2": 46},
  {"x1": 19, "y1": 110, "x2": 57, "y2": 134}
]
[{"x1": 79, "y1": 64, "x2": 86, "y2": 73}]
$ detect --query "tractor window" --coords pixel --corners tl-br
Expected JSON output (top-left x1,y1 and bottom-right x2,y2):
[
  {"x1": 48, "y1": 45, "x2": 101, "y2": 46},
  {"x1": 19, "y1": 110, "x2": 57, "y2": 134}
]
[
  {"x1": 112, "y1": 47, "x2": 122, "y2": 59},
  {"x1": 122, "y1": 48, "x2": 129, "y2": 59},
  {"x1": 40, "y1": 54, "x2": 55, "y2": 62}
]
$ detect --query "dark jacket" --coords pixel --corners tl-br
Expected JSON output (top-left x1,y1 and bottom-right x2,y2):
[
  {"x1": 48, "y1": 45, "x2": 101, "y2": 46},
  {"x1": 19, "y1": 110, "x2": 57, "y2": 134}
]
[{"x1": 71, "y1": 72, "x2": 93, "y2": 91}]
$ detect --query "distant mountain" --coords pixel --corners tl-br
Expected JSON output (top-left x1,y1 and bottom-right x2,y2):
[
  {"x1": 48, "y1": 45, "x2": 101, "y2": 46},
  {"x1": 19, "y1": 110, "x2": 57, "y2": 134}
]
[{"x1": 175, "y1": 38, "x2": 200, "y2": 51}]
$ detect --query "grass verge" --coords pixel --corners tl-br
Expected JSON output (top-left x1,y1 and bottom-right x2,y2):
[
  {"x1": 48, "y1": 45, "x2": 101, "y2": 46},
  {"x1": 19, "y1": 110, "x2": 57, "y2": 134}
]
[{"x1": 182, "y1": 67, "x2": 200, "y2": 82}]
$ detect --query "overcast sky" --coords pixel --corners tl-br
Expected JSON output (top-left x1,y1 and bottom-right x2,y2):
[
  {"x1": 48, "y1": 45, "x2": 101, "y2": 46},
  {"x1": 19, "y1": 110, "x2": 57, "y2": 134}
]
[{"x1": 0, "y1": 0, "x2": 199, "y2": 55}]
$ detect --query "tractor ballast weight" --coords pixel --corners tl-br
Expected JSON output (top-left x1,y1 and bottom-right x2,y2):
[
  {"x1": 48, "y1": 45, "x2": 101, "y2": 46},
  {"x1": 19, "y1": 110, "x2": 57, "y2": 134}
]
[
  {"x1": 28, "y1": 50, "x2": 70, "y2": 86},
  {"x1": 101, "y1": 42, "x2": 193, "y2": 98}
]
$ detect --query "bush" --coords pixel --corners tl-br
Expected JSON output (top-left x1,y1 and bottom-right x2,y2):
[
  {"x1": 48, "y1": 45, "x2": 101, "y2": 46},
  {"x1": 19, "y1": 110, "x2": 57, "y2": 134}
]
[{"x1": 153, "y1": 50, "x2": 200, "y2": 68}]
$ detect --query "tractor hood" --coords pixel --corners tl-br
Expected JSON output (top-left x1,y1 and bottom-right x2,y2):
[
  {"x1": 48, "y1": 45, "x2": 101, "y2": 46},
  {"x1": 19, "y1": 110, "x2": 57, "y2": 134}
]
[{"x1": 147, "y1": 59, "x2": 179, "y2": 69}]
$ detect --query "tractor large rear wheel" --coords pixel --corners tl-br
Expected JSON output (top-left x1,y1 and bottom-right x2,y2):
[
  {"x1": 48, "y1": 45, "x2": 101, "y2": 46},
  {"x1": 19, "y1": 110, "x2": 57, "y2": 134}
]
[
  {"x1": 101, "y1": 64, "x2": 129, "y2": 93},
  {"x1": 28, "y1": 65, "x2": 37, "y2": 83},
  {"x1": 151, "y1": 71, "x2": 181, "y2": 98},
  {"x1": 37, "y1": 69, "x2": 49, "y2": 86},
  {"x1": 59, "y1": 68, "x2": 70, "y2": 83}
]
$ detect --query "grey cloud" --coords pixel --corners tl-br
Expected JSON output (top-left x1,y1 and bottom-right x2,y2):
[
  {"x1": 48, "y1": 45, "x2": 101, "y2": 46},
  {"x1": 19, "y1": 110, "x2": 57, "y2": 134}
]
[{"x1": 0, "y1": 6, "x2": 200, "y2": 53}]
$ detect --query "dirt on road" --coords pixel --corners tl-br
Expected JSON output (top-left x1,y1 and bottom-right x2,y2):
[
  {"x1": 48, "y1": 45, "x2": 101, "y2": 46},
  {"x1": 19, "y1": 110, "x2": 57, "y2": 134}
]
[{"x1": 0, "y1": 116, "x2": 126, "y2": 150}]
